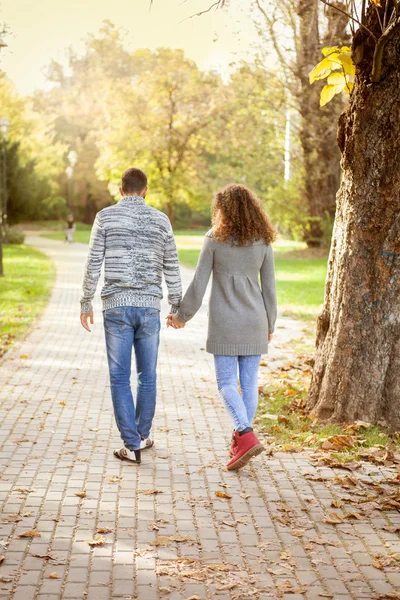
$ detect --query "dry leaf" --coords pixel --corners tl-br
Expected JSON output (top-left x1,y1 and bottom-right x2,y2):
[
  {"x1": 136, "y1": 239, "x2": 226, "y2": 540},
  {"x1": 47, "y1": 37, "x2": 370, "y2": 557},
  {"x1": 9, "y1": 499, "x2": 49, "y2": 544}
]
[
  {"x1": 139, "y1": 489, "x2": 164, "y2": 495},
  {"x1": 20, "y1": 355, "x2": 29, "y2": 359},
  {"x1": 96, "y1": 527, "x2": 113, "y2": 534},
  {"x1": 217, "y1": 582, "x2": 237, "y2": 590},
  {"x1": 323, "y1": 512, "x2": 344, "y2": 524},
  {"x1": 18, "y1": 529, "x2": 41, "y2": 538},
  {"x1": 75, "y1": 490, "x2": 86, "y2": 498},
  {"x1": 109, "y1": 476, "x2": 122, "y2": 483},
  {"x1": 48, "y1": 572, "x2": 59, "y2": 579},
  {"x1": 331, "y1": 499, "x2": 344, "y2": 508},
  {"x1": 150, "y1": 536, "x2": 170, "y2": 547},
  {"x1": 159, "y1": 588, "x2": 171, "y2": 597},
  {"x1": 215, "y1": 491, "x2": 232, "y2": 499},
  {"x1": 0, "y1": 555, "x2": 5, "y2": 564},
  {"x1": 87, "y1": 534, "x2": 106, "y2": 546},
  {"x1": 59, "y1": 401, "x2": 66, "y2": 405},
  {"x1": 291, "y1": 529, "x2": 305, "y2": 537}
]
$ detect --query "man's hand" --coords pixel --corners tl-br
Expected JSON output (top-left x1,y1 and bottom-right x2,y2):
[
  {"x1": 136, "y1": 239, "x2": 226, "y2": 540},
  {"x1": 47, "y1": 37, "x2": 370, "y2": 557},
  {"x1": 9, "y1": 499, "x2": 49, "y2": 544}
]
[
  {"x1": 166, "y1": 314, "x2": 186, "y2": 329},
  {"x1": 268, "y1": 333, "x2": 273, "y2": 343},
  {"x1": 81, "y1": 312, "x2": 94, "y2": 332}
]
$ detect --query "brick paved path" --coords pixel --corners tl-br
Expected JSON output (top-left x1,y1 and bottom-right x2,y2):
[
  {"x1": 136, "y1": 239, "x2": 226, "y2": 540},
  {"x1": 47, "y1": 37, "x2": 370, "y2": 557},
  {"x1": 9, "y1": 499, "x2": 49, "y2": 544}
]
[{"x1": 0, "y1": 237, "x2": 399, "y2": 600}]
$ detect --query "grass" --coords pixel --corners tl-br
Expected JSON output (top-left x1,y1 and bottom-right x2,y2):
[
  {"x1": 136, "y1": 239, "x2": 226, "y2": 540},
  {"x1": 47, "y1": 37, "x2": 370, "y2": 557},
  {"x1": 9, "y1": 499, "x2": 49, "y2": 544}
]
[
  {"x1": 256, "y1": 370, "x2": 400, "y2": 458},
  {"x1": 0, "y1": 245, "x2": 56, "y2": 358},
  {"x1": 40, "y1": 222, "x2": 92, "y2": 245}
]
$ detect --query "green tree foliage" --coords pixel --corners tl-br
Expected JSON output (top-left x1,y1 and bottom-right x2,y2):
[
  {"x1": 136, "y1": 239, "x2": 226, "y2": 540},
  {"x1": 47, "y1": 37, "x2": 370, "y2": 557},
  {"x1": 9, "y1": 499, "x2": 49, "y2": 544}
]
[{"x1": 0, "y1": 73, "x2": 66, "y2": 222}]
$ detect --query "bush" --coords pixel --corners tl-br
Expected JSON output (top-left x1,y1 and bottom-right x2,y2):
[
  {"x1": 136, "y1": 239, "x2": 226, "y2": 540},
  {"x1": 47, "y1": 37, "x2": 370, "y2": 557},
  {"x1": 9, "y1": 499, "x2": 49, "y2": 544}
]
[{"x1": 6, "y1": 227, "x2": 25, "y2": 244}]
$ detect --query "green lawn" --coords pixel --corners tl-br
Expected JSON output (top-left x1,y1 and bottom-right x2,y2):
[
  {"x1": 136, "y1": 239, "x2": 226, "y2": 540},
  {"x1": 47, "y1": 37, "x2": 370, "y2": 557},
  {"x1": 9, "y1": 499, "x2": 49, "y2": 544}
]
[
  {"x1": 41, "y1": 222, "x2": 92, "y2": 244},
  {"x1": 0, "y1": 245, "x2": 56, "y2": 357}
]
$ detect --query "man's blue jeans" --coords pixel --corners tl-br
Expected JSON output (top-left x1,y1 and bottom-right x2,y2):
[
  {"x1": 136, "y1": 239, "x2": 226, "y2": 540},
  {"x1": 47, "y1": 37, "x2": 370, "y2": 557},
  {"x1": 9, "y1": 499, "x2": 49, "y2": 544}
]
[
  {"x1": 214, "y1": 355, "x2": 261, "y2": 431},
  {"x1": 103, "y1": 306, "x2": 160, "y2": 451}
]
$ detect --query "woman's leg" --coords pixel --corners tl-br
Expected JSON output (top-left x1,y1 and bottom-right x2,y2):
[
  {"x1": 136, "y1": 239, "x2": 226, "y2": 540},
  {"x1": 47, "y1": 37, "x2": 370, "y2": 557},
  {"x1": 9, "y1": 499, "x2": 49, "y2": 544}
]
[
  {"x1": 238, "y1": 355, "x2": 261, "y2": 425},
  {"x1": 214, "y1": 355, "x2": 251, "y2": 431}
]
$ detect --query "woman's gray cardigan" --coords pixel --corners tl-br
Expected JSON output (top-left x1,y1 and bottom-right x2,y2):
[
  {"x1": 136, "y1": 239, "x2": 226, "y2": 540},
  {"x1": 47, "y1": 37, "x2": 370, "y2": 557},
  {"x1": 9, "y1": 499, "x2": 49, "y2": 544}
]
[{"x1": 176, "y1": 230, "x2": 277, "y2": 356}]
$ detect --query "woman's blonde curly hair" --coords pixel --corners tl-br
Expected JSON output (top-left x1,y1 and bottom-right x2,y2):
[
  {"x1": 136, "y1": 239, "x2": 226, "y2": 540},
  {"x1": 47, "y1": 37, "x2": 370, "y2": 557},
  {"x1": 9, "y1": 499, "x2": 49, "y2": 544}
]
[{"x1": 212, "y1": 184, "x2": 277, "y2": 246}]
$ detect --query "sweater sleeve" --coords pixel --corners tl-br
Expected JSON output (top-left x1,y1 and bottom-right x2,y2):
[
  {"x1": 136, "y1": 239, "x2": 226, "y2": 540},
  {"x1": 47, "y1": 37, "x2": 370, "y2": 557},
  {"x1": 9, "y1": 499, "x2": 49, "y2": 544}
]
[
  {"x1": 260, "y1": 244, "x2": 277, "y2": 334},
  {"x1": 80, "y1": 213, "x2": 106, "y2": 314},
  {"x1": 163, "y1": 221, "x2": 182, "y2": 313},
  {"x1": 176, "y1": 235, "x2": 214, "y2": 323}
]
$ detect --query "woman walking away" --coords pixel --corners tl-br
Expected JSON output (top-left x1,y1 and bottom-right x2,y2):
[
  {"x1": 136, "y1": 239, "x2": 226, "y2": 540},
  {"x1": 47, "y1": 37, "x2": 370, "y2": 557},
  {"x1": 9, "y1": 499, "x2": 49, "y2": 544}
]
[{"x1": 168, "y1": 184, "x2": 277, "y2": 471}]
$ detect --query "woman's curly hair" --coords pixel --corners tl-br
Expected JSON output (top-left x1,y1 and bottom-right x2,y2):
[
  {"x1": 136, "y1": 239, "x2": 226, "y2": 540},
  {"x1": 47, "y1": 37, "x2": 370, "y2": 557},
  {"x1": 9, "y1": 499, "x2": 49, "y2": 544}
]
[{"x1": 212, "y1": 184, "x2": 277, "y2": 246}]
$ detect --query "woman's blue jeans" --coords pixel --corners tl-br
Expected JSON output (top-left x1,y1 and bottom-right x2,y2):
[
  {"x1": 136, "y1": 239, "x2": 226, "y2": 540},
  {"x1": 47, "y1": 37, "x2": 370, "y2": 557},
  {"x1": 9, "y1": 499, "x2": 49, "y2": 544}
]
[
  {"x1": 103, "y1": 306, "x2": 160, "y2": 451},
  {"x1": 214, "y1": 355, "x2": 261, "y2": 431}
]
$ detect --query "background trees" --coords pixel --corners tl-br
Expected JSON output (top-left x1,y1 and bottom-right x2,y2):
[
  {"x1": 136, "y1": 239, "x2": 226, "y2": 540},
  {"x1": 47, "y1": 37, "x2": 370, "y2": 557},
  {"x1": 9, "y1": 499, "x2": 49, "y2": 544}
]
[{"x1": 1, "y1": 20, "x2": 306, "y2": 234}]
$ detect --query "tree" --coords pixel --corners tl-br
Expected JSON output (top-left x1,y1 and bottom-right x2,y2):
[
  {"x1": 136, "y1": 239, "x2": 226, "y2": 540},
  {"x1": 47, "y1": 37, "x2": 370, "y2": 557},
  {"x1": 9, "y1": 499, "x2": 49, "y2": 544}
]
[
  {"x1": 96, "y1": 48, "x2": 224, "y2": 225},
  {"x1": 253, "y1": 0, "x2": 350, "y2": 245},
  {"x1": 33, "y1": 21, "x2": 133, "y2": 219},
  {"x1": 306, "y1": 0, "x2": 400, "y2": 429},
  {"x1": 0, "y1": 73, "x2": 66, "y2": 223}
]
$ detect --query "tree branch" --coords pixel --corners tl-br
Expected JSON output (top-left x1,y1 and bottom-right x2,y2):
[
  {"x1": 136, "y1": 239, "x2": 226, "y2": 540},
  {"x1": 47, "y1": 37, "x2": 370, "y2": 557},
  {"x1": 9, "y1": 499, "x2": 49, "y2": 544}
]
[{"x1": 318, "y1": 0, "x2": 377, "y2": 40}]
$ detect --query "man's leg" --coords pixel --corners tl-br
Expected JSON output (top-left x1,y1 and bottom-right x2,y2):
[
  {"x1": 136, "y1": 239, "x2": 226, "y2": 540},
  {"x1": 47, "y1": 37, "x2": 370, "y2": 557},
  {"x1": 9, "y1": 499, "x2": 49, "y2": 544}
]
[
  {"x1": 103, "y1": 307, "x2": 141, "y2": 451},
  {"x1": 134, "y1": 308, "x2": 160, "y2": 440}
]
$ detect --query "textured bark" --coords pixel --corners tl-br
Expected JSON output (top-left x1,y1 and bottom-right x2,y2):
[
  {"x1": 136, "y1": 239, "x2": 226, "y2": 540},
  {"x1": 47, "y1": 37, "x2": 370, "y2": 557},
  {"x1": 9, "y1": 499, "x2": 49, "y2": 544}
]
[
  {"x1": 307, "y1": 6, "x2": 400, "y2": 429},
  {"x1": 297, "y1": 0, "x2": 350, "y2": 246}
]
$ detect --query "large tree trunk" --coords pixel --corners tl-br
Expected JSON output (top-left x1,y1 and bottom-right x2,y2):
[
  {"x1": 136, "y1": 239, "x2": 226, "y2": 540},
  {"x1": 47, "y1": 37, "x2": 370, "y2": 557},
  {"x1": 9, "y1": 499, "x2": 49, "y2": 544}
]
[
  {"x1": 307, "y1": 6, "x2": 400, "y2": 429},
  {"x1": 297, "y1": 0, "x2": 349, "y2": 246}
]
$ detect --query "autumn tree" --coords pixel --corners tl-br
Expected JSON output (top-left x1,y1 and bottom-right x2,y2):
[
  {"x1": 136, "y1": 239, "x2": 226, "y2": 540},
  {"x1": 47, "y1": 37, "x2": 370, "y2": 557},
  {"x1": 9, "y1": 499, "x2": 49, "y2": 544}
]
[
  {"x1": 96, "y1": 48, "x2": 224, "y2": 225},
  {"x1": 306, "y1": 0, "x2": 400, "y2": 429},
  {"x1": 254, "y1": 0, "x2": 350, "y2": 245}
]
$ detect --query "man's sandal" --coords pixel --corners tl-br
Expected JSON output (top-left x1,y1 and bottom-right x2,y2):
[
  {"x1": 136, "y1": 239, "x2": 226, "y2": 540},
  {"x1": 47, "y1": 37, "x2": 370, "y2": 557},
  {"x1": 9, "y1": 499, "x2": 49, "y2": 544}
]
[{"x1": 113, "y1": 447, "x2": 141, "y2": 464}]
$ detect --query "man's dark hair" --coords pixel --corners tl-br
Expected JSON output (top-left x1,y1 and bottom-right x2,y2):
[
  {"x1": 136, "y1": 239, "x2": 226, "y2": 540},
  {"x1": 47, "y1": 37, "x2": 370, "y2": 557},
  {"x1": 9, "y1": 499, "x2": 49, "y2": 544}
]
[{"x1": 121, "y1": 168, "x2": 148, "y2": 194}]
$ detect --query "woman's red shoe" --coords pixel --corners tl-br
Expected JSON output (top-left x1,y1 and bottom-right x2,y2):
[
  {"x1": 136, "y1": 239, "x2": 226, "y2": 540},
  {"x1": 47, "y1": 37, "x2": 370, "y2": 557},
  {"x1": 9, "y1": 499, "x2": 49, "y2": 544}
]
[{"x1": 226, "y1": 430, "x2": 265, "y2": 471}]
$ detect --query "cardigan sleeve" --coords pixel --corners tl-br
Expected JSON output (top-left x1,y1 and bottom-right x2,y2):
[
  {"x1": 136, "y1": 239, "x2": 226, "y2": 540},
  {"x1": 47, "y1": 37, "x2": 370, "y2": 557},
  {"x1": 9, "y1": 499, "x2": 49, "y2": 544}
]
[
  {"x1": 260, "y1": 244, "x2": 277, "y2": 334},
  {"x1": 176, "y1": 235, "x2": 214, "y2": 322}
]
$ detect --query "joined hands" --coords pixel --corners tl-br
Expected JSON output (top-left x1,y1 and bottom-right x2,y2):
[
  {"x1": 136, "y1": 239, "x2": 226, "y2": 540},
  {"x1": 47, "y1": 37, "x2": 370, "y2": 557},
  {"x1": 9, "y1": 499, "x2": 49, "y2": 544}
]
[{"x1": 166, "y1": 314, "x2": 186, "y2": 329}]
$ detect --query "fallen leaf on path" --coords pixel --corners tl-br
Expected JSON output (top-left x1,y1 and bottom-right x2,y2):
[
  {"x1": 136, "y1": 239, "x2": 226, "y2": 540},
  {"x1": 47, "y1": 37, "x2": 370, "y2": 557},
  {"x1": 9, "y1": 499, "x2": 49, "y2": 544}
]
[
  {"x1": 20, "y1": 355, "x2": 29, "y2": 359},
  {"x1": 0, "y1": 555, "x2": 5, "y2": 564},
  {"x1": 48, "y1": 573, "x2": 59, "y2": 579},
  {"x1": 331, "y1": 499, "x2": 344, "y2": 508},
  {"x1": 323, "y1": 512, "x2": 344, "y2": 524},
  {"x1": 96, "y1": 527, "x2": 113, "y2": 534},
  {"x1": 109, "y1": 476, "x2": 122, "y2": 483},
  {"x1": 87, "y1": 534, "x2": 107, "y2": 547},
  {"x1": 18, "y1": 529, "x2": 41, "y2": 538},
  {"x1": 215, "y1": 491, "x2": 232, "y2": 499},
  {"x1": 139, "y1": 489, "x2": 164, "y2": 495},
  {"x1": 75, "y1": 490, "x2": 86, "y2": 498},
  {"x1": 159, "y1": 588, "x2": 171, "y2": 596}
]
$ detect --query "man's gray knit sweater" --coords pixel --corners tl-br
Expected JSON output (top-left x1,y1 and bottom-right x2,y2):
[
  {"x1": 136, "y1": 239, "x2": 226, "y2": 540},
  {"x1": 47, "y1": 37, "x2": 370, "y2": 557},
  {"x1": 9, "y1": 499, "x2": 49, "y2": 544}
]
[{"x1": 80, "y1": 195, "x2": 182, "y2": 314}]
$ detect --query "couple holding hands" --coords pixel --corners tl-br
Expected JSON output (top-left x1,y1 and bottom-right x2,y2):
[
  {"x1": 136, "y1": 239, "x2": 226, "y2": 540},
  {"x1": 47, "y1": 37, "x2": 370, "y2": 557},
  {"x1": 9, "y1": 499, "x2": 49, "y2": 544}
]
[{"x1": 80, "y1": 167, "x2": 277, "y2": 471}]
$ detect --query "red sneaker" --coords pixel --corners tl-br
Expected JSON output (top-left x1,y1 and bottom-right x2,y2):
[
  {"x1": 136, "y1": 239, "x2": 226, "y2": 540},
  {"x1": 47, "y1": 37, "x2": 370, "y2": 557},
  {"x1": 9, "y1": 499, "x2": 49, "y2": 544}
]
[
  {"x1": 226, "y1": 430, "x2": 265, "y2": 471},
  {"x1": 229, "y1": 431, "x2": 238, "y2": 457}
]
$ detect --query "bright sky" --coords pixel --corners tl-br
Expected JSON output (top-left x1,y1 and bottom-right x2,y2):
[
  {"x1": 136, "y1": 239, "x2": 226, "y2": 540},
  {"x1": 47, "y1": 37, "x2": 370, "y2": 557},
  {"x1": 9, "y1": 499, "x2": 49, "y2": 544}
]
[{"x1": 0, "y1": 0, "x2": 259, "y2": 96}]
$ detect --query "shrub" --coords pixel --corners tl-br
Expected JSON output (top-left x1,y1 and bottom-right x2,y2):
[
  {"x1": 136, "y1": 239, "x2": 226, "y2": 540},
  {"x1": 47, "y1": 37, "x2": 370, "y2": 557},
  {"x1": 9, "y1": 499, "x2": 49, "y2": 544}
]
[{"x1": 6, "y1": 227, "x2": 25, "y2": 244}]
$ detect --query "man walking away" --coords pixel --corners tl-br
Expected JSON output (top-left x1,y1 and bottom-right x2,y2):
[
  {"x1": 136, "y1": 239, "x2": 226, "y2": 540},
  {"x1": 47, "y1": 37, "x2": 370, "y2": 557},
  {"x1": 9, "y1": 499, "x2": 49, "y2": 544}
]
[{"x1": 80, "y1": 168, "x2": 182, "y2": 464}]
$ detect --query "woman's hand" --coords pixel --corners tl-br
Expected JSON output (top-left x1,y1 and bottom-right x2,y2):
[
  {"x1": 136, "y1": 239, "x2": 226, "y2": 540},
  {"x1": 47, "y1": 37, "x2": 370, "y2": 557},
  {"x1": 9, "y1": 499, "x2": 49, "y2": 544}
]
[
  {"x1": 166, "y1": 314, "x2": 186, "y2": 329},
  {"x1": 268, "y1": 333, "x2": 273, "y2": 343}
]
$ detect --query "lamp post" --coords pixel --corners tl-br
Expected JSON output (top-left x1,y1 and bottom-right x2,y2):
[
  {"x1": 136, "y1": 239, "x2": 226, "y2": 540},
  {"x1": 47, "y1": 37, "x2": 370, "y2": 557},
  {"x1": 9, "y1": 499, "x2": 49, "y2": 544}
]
[
  {"x1": 0, "y1": 38, "x2": 8, "y2": 277},
  {"x1": 0, "y1": 117, "x2": 10, "y2": 245},
  {"x1": 66, "y1": 150, "x2": 77, "y2": 210}
]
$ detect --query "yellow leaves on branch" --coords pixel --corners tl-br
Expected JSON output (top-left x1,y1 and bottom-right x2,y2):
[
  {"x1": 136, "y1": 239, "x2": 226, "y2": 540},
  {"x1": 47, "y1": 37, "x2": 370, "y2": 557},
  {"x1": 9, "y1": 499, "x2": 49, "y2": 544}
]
[{"x1": 309, "y1": 46, "x2": 355, "y2": 107}]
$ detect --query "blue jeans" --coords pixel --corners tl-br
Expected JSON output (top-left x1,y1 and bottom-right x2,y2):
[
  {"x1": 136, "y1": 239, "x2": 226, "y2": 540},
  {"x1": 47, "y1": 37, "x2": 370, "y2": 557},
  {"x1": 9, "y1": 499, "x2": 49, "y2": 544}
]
[
  {"x1": 103, "y1": 306, "x2": 160, "y2": 451},
  {"x1": 214, "y1": 355, "x2": 261, "y2": 431}
]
